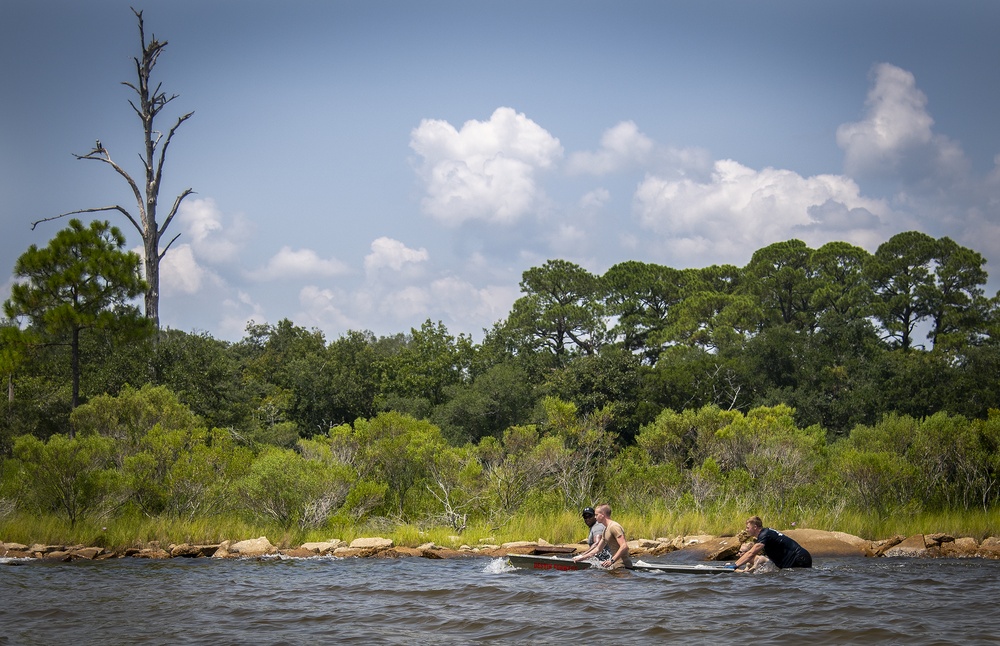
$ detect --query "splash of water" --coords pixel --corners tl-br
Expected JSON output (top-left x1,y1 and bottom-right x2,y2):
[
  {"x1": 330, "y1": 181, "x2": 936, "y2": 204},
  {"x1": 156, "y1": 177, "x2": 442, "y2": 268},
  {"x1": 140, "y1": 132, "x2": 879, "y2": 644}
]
[{"x1": 482, "y1": 557, "x2": 515, "y2": 574}]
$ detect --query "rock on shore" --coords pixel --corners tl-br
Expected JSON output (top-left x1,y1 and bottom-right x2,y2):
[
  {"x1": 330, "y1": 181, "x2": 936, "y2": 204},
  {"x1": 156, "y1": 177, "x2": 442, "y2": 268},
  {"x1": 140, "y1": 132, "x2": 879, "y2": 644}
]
[{"x1": 2, "y1": 529, "x2": 998, "y2": 563}]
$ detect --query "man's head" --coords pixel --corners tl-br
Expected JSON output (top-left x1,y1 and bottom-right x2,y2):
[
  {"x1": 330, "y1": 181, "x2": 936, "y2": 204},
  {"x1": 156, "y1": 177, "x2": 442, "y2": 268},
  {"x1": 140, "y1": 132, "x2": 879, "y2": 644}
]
[
  {"x1": 582, "y1": 507, "x2": 596, "y2": 527},
  {"x1": 745, "y1": 516, "x2": 763, "y2": 538},
  {"x1": 595, "y1": 504, "x2": 612, "y2": 524}
]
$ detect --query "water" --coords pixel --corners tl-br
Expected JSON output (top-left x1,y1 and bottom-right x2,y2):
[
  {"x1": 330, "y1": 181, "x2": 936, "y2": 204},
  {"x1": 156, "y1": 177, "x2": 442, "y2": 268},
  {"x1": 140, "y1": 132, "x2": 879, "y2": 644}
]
[{"x1": 2, "y1": 555, "x2": 998, "y2": 644}]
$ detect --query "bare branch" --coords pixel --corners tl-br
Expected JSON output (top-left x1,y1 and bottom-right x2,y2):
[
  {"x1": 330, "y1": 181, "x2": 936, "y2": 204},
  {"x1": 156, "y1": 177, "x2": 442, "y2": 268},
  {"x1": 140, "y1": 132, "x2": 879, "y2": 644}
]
[
  {"x1": 159, "y1": 188, "x2": 194, "y2": 240},
  {"x1": 71, "y1": 148, "x2": 145, "y2": 219},
  {"x1": 154, "y1": 112, "x2": 194, "y2": 184},
  {"x1": 31, "y1": 206, "x2": 141, "y2": 235},
  {"x1": 158, "y1": 232, "x2": 182, "y2": 261}
]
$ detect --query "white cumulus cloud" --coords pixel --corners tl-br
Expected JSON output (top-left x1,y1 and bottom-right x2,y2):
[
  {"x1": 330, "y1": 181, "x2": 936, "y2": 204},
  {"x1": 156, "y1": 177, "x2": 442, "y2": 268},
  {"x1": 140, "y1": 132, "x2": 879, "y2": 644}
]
[
  {"x1": 295, "y1": 285, "x2": 361, "y2": 333},
  {"x1": 364, "y1": 236, "x2": 429, "y2": 273},
  {"x1": 633, "y1": 159, "x2": 894, "y2": 266},
  {"x1": 567, "y1": 121, "x2": 654, "y2": 175},
  {"x1": 410, "y1": 107, "x2": 563, "y2": 225},
  {"x1": 159, "y1": 244, "x2": 212, "y2": 295},
  {"x1": 837, "y1": 63, "x2": 966, "y2": 180},
  {"x1": 177, "y1": 197, "x2": 246, "y2": 264},
  {"x1": 249, "y1": 246, "x2": 350, "y2": 280},
  {"x1": 427, "y1": 276, "x2": 520, "y2": 328}
]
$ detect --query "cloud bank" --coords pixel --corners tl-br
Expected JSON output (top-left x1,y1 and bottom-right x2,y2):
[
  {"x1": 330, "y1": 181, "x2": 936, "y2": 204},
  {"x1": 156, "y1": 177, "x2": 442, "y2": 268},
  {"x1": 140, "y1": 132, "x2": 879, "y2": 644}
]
[{"x1": 153, "y1": 64, "x2": 999, "y2": 342}]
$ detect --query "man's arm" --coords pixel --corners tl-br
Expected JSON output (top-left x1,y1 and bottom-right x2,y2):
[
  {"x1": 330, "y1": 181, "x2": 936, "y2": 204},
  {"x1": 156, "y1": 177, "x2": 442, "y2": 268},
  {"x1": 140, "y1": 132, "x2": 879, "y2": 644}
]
[
  {"x1": 573, "y1": 536, "x2": 606, "y2": 562},
  {"x1": 734, "y1": 542, "x2": 764, "y2": 568}
]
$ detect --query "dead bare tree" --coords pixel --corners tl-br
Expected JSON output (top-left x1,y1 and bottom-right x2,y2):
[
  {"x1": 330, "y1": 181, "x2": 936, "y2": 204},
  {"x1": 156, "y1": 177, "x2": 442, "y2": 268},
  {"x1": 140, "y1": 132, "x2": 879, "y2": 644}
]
[{"x1": 32, "y1": 8, "x2": 194, "y2": 329}]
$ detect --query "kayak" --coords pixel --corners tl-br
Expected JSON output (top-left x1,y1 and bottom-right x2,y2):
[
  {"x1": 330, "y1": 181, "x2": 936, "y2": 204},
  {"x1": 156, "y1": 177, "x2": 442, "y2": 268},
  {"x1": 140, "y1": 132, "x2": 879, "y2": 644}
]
[{"x1": 506, "y1": 553, "x2": 736, "y2": 574}]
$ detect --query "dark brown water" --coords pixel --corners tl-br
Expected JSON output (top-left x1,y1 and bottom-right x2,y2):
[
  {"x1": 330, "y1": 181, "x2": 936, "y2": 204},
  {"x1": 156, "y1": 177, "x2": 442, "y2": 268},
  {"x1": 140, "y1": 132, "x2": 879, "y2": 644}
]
[{"x1": 2, "y1": 555, "x2": 997, "y2": 644}]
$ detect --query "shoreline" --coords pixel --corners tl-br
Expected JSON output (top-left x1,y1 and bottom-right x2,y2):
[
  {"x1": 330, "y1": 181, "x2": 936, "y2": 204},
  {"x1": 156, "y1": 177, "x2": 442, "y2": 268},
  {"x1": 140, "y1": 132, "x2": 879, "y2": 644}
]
[{"x1": 4, "y1": 529, "x2": 999, "y2": 563}]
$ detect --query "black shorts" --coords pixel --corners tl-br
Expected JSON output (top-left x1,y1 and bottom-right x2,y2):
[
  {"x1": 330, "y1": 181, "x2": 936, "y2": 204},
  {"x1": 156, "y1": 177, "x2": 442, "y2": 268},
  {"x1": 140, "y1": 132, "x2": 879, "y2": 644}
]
[{"x1": 788, "y1": 551, "x2": 812, "y2": 568}]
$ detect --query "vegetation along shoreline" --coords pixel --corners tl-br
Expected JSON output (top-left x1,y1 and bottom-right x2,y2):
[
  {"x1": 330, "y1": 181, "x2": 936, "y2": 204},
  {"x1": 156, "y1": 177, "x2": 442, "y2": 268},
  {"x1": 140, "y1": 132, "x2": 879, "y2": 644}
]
[{"x1": 5, "y1": 529, "x2": 1000, "y2": 564}]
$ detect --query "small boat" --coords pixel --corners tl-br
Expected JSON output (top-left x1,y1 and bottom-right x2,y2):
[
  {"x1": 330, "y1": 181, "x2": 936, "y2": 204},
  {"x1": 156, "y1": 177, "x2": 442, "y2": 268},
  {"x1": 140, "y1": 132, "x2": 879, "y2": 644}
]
[
  {"x1": 506, "y1": 553, "x2": 736, "y2": 575},
  {"x1": 507, "y1": 553, "x2": 594, "y2": 571}
]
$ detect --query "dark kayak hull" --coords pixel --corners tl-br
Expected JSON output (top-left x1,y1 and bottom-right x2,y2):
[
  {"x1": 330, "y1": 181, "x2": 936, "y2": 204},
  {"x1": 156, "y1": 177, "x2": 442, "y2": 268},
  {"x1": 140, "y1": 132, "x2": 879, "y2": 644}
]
[{"x1": 507, "y1": 553, "x2": 735, "y2": 574}]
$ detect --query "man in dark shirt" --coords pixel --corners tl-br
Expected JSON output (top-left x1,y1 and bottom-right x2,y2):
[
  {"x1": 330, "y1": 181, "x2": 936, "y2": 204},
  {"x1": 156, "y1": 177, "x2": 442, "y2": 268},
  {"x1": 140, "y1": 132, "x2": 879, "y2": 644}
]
[{"x1": 734, "y1": 516, "x2": 812, "y2": 569}]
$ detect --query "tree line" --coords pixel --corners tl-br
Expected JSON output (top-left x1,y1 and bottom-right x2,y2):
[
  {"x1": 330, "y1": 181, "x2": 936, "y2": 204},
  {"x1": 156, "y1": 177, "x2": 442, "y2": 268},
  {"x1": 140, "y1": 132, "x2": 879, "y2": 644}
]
[
  {"x1": 2, "y1": 226, "x2": 999, "y2": 531},
  {"x1": 3, "y1": 386, "x2": 998, "y2": 532}
]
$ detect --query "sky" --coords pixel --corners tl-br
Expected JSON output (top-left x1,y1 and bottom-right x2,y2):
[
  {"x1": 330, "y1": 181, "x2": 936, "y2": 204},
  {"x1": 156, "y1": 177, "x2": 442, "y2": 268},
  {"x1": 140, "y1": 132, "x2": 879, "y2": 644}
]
[{"x1": 2, "y1": 1, "x2": 999, "y2": 343}]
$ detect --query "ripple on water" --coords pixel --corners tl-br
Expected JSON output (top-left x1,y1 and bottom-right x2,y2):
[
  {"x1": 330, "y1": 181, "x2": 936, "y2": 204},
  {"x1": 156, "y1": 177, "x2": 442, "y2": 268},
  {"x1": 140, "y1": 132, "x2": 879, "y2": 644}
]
[{"x1": 2, "y1": 556, "x2": 999, "y2": 644}]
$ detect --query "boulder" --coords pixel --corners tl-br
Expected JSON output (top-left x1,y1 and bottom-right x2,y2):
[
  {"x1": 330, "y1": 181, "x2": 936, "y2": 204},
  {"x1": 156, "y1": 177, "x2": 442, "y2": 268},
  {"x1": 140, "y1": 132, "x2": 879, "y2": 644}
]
[
  {"x1": 783, "y1": 529, "x2": 873, "y2": 557},
  {"x1": 230, "y1": 536, "x2": 277, "y2": 557},
  {"x1": 300, "y1": 540, "x2": 345, "y2": 554},
  {"x1": 977, "y1": 536, "x2": 1000, "y2": 559},
  {"x1": 71, "y1": 547, "x2": 103, "y2": 560},
  {"x1": 941, "y1": 537, "x2": 979, "y2": 557},
  {"x1": 333, "y1": 547, "x2": 362, "y2": 557},
  {"x1": 43, "y1": 550, "x2": 72, "y2": 561},
  {"x1": 135, "y1": 548, "x2": 171, "y2": 559},
  {"x1": 280, "y1": 547, "x2": 319, "y2": 558},
  {"x1": 333, "y1": 547, "x2": 371, "y2": 558},
  {"x1": 645, "y1": 542, "x2": 678, "y2": 556},
  {"x1": 211, "y1": 540, "x2": 232, "y2": 558},
  {"x1": 883, "y1": 534, "x2": 934, "y2": 558},
  {"x1": 500, "y1": 541, "x2": 538, "y2": 554},
  {"x1": 349, "y1": 537, "x2": 393, "y2": 550},
  {"x1": 386, "y1": 547, "x2": 422, "y2": 557},
  {"x1": 705, "y1": 537, "x2": 742, "y2": 561},
  {"x1": 682, "y1": 534, "x2": 716, "y2": 545},
  {"x1": 170, "y1": 543, "x2": 203, "y2": 558},
  {"x1": 678, "y1": 536, "x2": 737, "y2": 559},
  {"x1": 5, "y1": 542, "x2": 28, "y2": 552},
  {"x1": 924, "y1": 533, "x2": 954, "y2": 546},
  {"x1": 872, "y1": 535, "x2": 906, "y2": 556}
]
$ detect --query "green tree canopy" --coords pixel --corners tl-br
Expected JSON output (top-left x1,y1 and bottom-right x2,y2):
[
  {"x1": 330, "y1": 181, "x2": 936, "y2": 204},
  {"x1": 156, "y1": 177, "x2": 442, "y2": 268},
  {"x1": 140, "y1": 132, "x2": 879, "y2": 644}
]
[
  {"x1": 4, "y1": 219, "x2": 151, "y2": 418},
  {"x1": 510, "y1": 259, "x2": 606, "y2": 361}
]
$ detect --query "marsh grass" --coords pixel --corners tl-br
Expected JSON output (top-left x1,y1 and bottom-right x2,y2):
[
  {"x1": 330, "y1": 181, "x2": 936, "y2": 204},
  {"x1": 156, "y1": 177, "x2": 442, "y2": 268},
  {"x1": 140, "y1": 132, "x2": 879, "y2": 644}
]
[{"x1": 3, "y1": 506, "x2": 997, "y2": 551}]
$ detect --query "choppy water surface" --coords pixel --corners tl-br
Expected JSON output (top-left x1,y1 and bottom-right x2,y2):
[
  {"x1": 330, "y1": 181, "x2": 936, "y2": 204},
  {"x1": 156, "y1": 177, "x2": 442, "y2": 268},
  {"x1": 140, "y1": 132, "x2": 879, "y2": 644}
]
[{"x1": 2, "y1": 554, "x2": 997, "y2": 644}]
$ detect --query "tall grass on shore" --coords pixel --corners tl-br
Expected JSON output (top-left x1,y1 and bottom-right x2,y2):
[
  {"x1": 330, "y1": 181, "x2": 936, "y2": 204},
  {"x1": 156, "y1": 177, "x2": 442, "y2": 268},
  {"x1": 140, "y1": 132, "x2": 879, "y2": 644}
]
[{"x1": 4, "y1": 507, "x2": 997, "y2": 552}]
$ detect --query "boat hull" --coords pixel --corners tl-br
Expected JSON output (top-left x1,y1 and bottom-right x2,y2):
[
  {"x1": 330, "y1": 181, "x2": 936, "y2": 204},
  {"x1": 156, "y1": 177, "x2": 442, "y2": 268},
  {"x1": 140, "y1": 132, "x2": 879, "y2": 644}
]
[
  {"x1": 506, "y1": 553, "x2": 736, "y2": 575},
  {"x1": 507, "y1": 554, "x2": 592, "y2": 571}
]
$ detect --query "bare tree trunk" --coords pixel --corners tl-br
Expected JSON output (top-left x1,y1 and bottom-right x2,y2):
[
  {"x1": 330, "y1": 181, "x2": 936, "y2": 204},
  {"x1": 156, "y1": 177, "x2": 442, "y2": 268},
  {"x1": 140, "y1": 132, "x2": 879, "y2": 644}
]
[{"x1": 31, "y1": 9, "x2": 193, "y2": 330}]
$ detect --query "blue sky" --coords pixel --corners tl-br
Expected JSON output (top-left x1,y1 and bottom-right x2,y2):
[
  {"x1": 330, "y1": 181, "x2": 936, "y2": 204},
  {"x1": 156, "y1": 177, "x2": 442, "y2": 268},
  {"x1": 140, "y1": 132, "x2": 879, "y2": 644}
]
[{"x1": 3, "y1": 1, "x2": 999, "y2": 341}]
